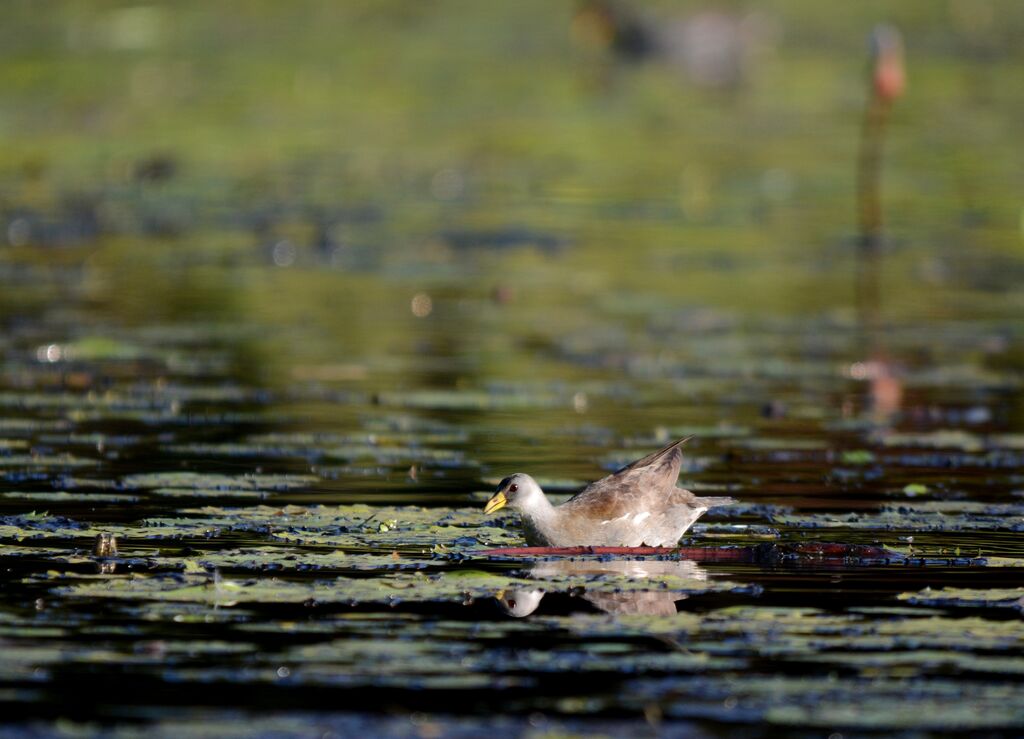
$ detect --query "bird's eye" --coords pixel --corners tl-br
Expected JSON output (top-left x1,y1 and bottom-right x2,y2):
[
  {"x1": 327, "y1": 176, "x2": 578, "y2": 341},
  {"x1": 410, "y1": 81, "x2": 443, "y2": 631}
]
[
  {"x1": 507, "y1": 599, "x2": 516, "y2": 608},
  {"x1": 509, "y1": 483, "x2": 519, "y2": 493}
]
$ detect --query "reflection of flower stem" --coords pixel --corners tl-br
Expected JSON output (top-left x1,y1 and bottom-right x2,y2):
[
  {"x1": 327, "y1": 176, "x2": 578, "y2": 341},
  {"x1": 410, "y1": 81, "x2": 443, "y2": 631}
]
[{"x1": 856, "y1": 93, "x2": 887, "y2": 338}]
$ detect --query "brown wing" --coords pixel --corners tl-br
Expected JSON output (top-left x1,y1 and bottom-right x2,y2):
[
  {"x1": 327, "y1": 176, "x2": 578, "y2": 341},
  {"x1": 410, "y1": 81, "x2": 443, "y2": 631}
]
[
  {"x1": 613, "y1": 436, "x2": 691, "y2": 475},
  {"x1": 560, "y1": 437, "x2": 690, "y2": 520}
]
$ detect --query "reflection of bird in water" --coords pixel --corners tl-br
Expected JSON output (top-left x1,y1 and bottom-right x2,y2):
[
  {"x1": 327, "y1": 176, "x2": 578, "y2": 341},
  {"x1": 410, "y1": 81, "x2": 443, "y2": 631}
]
[
  {"x1": 570, "y1": 0, "x2": 778, "y2": 92},
  {"x1": 495, "y1": 558, "x2": 707, "y2": 617},
  {"x1": 484, "y1": 437, "x2": 735, "y2": 547},
  {"x1": 496, "y1": 588, "x2": 546, "y2": 618}
]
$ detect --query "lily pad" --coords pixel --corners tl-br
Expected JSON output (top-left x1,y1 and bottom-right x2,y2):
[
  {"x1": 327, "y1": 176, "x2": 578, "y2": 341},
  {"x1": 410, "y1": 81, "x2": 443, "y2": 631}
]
[
  {"x1": 0, "y1": 491, "x2": 139, "y2": 504},
  {"x1": 873, "y1": 430, "x2": 984, "y2": 452},
  {"x1": 179, "y1": 547, "x2": 432, "y2": 573},
  {"x1": 897, "y1": 587, "x2": 1024, "y2": 609},
  {"x1": 374, "y1": 389, "x2": 565, "y2": 411},
  {"x1": 122, "y1": 472, "x2": 318, "y2": 491},
  {"x1": 0, "y1": 455, "x2": 98, "y2": 468}
]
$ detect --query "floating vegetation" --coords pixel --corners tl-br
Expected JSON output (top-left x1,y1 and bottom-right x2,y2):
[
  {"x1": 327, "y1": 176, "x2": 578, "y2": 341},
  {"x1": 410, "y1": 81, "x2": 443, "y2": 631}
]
[
  {"x1": 770, "y1": 502, "x2": 1024, "y2": 533},
  {"x1": 178, "y1": 547, "x2": 433, "y2": 573},
  {"x1": 374, "y1": 389, "x2": 567, "y2": 411},
  {"x1": 0, "y1": 491, "x2": 139, "y2": 504},
  {"x1": 39, "y1": 337, "x2": 155, "y2": 362},
  {"x1": 163, "y1": 435, "x2": 470, "y2": 465},
  {"x1": 0, "y1": 455, "x2": 98, "y2": 469},
  {"x1": 0, "y1": 419, "x2": 71, "y2": 434},
  {"x1": 897, "y1": 587, "x2": 1024, "y2": 610},
  {"x1": 121, "y1": 472, "x2": 318, "y2": 492},
  {"x1": 186, "y1": 504, "x2": 522, "y2": 550},
  {"x1": 0, "y1": 511, "x2": 92, "y2": 537},
  {"x1": 0, "y1": 392, "x2": 161, "y2": 413},
  {"x1": 54, "y1": 553, "x2": 757, "y2": 610},
  {"x1": 57, "y1": 570, "x2": 536, "y2": 608},
  {"x1": 872, "y1": 429, "x2": 985, "y2": 451}
]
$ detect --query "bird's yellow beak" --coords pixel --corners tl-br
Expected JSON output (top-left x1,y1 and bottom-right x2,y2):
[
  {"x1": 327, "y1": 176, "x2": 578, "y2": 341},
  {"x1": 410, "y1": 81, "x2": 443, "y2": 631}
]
[{"x1": 484, "y1": 491, "x2": 507, "y2": 514}]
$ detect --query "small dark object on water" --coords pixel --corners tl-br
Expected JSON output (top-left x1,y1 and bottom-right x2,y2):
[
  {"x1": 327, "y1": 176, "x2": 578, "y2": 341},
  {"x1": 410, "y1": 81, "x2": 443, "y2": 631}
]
[
  {"x1": 94, "y1": 533, "x2": 118, "y2": 558},
  {"x1": 761, "y1": 399, "x2": 787, "y2": 419},
  {"x1": 133, "y1": 154, "x2": 178, "y2": 183},
  {"x1": 440, "y1": 227, "x2": 566, "y2": 254},
  {"x1": 571, "y1": 0, "x2": 656, "y2": 61},
  {"x1": 571, "y1": 0, "x2": 773, "y2": 91},
  {"x1": 492, "y1": 284, "x2": 515, "y2": 305}
]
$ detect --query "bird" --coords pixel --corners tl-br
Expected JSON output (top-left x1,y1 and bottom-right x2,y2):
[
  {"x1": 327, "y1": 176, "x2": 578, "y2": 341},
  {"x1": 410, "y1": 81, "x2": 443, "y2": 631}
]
[
  {"x1": 570, "y1": 0, "x2": 777, "y2": 92},
  {"x1": 483, "y1": 437, "x2": 735, "y2": 547}
]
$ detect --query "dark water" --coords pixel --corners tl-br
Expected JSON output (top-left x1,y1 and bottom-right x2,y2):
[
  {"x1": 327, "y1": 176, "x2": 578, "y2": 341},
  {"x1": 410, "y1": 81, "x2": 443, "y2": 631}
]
[{"x1": 2, "y1": 2, "x2": 1024, "y2": 737}]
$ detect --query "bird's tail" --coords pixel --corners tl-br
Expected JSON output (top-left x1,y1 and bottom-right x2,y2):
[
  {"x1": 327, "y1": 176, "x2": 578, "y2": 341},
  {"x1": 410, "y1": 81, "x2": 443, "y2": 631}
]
[{"x1": 697, "y1": 496, "x2": 736, "y2": 508}]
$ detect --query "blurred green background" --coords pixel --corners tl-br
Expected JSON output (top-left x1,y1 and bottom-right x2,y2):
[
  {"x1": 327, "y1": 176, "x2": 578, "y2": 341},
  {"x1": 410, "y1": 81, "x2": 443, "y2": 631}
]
[{"x1": 1, "y1": 0, "x2": 1022, "y2": 402}]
